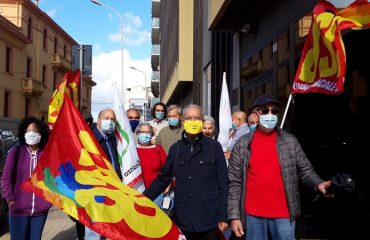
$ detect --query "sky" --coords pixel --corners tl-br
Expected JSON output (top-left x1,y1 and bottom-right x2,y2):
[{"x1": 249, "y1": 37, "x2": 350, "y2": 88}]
[
  {"x1": 36, "y1": 0, "x2": 355, "y2": 119},
  {"x1": 36, "y1": 0, "x2": 152, "y2": 119}
]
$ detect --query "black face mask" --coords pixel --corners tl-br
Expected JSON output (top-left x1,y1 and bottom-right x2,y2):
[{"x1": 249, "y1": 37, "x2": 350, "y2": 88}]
[{"x1": 129, "y1": 119, "x2": 140, "y2": 132}]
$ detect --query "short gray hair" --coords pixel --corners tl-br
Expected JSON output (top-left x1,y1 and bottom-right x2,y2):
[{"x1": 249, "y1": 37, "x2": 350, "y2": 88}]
[
  {"x1": 203, "y1": 115, "x2": 215, "y2": 126},
  {"x1": 167, "y1": 105, "x2": 182, "y2": 116},
  {"x1": 135, "y1": 122, "x2": 154, "y2": 136},
  {"x1": 183, "y1": 104, "x2": 203, "y2": 119}
]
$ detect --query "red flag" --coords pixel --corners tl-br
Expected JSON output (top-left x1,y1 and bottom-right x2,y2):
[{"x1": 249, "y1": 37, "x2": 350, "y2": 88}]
[
  {"x1": 292, "y1": 0, "x2": 370, "y2": 94},
  {"x1": 48, "y1": 70, "x2": 80, "y2": 129},
  {"x1": 23, "y1": 96, "x2": 185, "y2": 240}
]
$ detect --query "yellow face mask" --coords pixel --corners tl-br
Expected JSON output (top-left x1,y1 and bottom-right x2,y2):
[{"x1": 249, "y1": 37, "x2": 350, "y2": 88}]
[{"x1": 184, "y1": 120, "x2": 203, "y2": 135}]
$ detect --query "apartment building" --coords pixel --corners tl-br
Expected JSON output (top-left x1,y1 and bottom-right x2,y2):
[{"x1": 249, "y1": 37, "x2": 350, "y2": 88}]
[{"x1": 0, "y1": 0, "x2": 95, "y2": 133}]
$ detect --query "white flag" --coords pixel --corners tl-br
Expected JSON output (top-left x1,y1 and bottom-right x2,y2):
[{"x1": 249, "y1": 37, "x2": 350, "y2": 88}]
[
  {"x1": 113, "y1": 85, "x2": 145, "y2": 192},
  {"x1": 217, "y1": 72, "x2": 233, "y2": 151}
]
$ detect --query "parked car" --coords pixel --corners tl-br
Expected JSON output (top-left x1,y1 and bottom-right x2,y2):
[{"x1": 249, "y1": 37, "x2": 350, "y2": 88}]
[{"x1": 0, "y1": 128, "x2": 16, "y2": 225}]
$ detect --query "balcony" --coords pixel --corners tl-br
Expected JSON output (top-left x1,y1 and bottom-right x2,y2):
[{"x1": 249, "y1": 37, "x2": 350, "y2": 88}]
[
  {"x1": 151, "y1": 44, "x2": 160, "y2": 71},
  {"x1": 51, "y1": 54, "x2": 71, "y2": 71},
  {"x1": 22, "y1": 78, "x2": 44, "y2": 96},
  {"x1": 152, "y1": 18, "x2": 160, "y2": 44},
  {"x1": 152, "y1": 0, "x2": 160, "y2": 18}
]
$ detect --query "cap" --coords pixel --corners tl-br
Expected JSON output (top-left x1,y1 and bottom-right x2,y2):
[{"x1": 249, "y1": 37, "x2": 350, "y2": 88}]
[{"x1": 252, "y1": 95, "x2": 281, "y2": 108}]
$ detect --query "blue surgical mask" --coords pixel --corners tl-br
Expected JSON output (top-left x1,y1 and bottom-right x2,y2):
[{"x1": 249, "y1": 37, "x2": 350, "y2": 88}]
[
  {"x1": 168, "y1": 117, "x2": 179, "y2": 127},
  {"x1": 249, "y1": 124, "x2": 257, "y2": 132},
  {"x1": 231, "y1": 121, "x2": 236, "y2": 130},
  {"x1": 129, "y1": 120, "x2": 140, "y2": 132},
  {"x1": 138, "y1": 133, "x2": 152, "y2": 144},
  {"x1": 101, "y1": 119, "x2": 115, "y2": 134},
  {"x1": 155, "y1": 111, "x2": 164, "y2": 120},
  {"x1": 259, "y1": 114, "x2": 278, "y2": 132}
]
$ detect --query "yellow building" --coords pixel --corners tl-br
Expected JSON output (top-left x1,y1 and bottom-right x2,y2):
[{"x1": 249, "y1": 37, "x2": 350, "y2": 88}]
[{"x1": 0, "y1": 0, "x2": 95, "y2": 133}]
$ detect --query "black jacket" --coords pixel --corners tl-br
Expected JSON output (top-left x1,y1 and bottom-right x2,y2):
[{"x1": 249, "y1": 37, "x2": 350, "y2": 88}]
[
  {"x1": 143, "y1": 132, "x2": 228, "y2": 232},
  {"x1": 92, "y1": 126, "x2": 123, "y2": 180}
]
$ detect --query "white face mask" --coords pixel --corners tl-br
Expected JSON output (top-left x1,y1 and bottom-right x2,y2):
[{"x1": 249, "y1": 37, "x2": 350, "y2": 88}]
[
  {"x1": 25, "y1": 131, "x2": 41, "y2": 145},
  {"x1": 259, "y1": 114, "x2": 278, "y2": 132},
  {"x1": 100, "y1": 119, "x2": 115, "y2": 133}
]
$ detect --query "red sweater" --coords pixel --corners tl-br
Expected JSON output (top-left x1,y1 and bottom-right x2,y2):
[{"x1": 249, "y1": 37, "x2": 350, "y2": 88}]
[
  {"x1": 245, "y1": 129, "x2": 290, "y2": 218},
  {"x1": 137, "y1": 145, "x2": 167, "y2": 188}
]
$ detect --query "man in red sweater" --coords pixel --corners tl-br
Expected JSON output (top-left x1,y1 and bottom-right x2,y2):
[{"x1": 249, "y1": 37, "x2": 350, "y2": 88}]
[{"x1": 228, "y1": 95, "x2": 332, "y2": 240}]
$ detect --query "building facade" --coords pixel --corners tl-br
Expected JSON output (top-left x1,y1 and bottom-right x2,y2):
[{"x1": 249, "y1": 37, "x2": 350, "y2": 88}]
[
  {"x1": 208, "y1": 0, "x2": 370, "y2": 238},
  {"x1": 154, "y1": 0, "x2": 194, "y2": 106},
  {"x1": 0, "y1": 0, "x2": 95, "y2": 133}
]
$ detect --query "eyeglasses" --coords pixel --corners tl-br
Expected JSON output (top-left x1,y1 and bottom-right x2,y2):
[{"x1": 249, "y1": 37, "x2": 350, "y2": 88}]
[
  {"x1": 184, "y1": 117, "x2": 203, "y2": 121},
  {"x1": 258, "y1": 107, "x2": 279, "y2": 115}
]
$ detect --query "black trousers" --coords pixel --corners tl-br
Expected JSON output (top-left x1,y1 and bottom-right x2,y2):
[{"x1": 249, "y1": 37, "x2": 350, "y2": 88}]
[{"x1": 183, "y1": 228, "x2": 220, "y2": 240}]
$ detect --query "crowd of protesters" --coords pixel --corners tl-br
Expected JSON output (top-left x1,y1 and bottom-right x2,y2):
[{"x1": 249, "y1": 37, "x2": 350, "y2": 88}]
[{"x1": 1, "y1": 95, "x2": 333, "y2": 240}]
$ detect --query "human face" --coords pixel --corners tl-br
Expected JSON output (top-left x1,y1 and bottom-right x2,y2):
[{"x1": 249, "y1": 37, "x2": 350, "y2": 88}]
[
  {"x1": 202, "y1": 122, "x2": 215, "y2": 138},
  {"x1": 98, "y1": 110, "x2": 116, "y2": 129},
  {"x1": 127, "y1": 110, "x2": 140, "y2": 120},
  {"x1": 137, "y1": 125, "x2": 152, "y2": 135},
  {"x1": 183, "y1": 107, "x2": 202, "y2": 121},
  {"x1": 248, "y1": 113, "x2": 259, "y2": 126},
  {"x1": 256, "y1": 104, "x2": 279, "y2": 116},
  {"x1": 167, "y1": 109, "x2": 180, "y2": 119},
  {"x1": 26, "y1": 123, "x2": 39, "y2": 133}
]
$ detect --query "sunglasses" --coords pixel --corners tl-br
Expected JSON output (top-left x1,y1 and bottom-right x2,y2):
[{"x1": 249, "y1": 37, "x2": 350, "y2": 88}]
[{"x1": 259, "y1": 107, "x2": 279, "y2": 115}]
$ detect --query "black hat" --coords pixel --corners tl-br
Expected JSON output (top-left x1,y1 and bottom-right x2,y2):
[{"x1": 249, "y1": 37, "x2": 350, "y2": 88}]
[
  {"x1": 329, "y1": 173, "x2": 355, "y2": 193},
  {"x1": 253, "y1": 95, "x2": 281, "y2": 108}
]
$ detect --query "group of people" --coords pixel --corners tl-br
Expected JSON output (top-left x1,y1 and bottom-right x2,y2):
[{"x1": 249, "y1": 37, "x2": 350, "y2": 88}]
[{"x1": 1, "y1": 94, "x2": 332, "y2": 240}]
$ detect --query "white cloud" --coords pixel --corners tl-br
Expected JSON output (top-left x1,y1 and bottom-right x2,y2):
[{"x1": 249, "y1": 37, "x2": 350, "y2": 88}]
[
  {"x1": 46, "y1": 9, "x2": 56, "y2": 17},
  {"x1": 91, "y1": 49, "x2": 151, "y2": 120},
  {"x1": 107, "y1": 12, "x2": 150, "y2": 47}
]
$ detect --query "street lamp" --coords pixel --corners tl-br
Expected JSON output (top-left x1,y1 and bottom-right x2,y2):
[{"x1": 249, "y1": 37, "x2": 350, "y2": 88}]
[
  {"x1": 130, "y1": 66, "x2": 148, "y2": 99},
  {"x1": 130, "y1": 66, "x2": 149, "y2": 121},
  {"x1": 90, "y1": 0, "x2": 125, "y2": 102}
]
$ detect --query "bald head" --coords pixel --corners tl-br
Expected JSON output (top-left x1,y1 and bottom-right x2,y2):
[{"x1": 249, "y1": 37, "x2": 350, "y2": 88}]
[{"x1": 232, "y1": 111, "x2": 247, "y2": 128}]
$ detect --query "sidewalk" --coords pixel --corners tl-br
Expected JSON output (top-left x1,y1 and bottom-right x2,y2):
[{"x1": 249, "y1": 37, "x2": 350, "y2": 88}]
[{"x1": 0, "y1": 207, "x2": 77, "y2": 240}]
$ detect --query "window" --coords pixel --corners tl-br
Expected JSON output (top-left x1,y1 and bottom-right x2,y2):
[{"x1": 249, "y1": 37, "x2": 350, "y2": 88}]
[
  {"x1": 25, "y1": 98, "x2": 30, "y2": 117},
  {"x1": 42, "y1": 65, "x2": 47, "y2": 88},
  {"x1": 63, "y1": 45, "x2": 66, "y2": 57},
  {"x1": 27, "y1": 17, "x2": 33, "y2": 40},
  {"x1": 26, "y1": 58, "x2": 32, "y2": 78},
  {"x1": 53, "y1": 71, "x2": 57, "y2": 89},
  {"x1": 54, "y1": 37, "x2": 58, "y2": 54},
  {"x1": 5, "y1": 47, "x2": 12, "y2": 73},
  {"x1": 4, "y1": 91, "x2": 10, "y2": 118},
  {"x1": 43, "y1": 28, "x2": 48, "y2": 50}
]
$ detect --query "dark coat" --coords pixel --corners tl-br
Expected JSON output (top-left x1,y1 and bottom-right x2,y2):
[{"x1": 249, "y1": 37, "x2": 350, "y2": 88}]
[
  {"x1": 92, "y1": 126, "x2": 122, "y2": 180},
  {"x1": 143, "y1": 133, "x2": 228, "y2": 232}
]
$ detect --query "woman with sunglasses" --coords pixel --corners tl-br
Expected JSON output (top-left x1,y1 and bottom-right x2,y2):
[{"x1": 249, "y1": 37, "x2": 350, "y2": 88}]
[
  {"x1": 1, "y1": 116, "x2": 52, "y2": 240},
  {"x1": 135, "y1": 123, "x2": 167, "y2": 206}
]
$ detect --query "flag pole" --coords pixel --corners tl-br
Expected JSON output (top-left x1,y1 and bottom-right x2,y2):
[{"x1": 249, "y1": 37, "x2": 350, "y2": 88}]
[{"x1": 280, "y1": 94, "x2": 292, "y2": 129}]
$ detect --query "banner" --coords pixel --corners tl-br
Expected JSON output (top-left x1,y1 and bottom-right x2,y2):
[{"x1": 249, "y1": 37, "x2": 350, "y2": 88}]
[
  {"x1": 217, "y1": 72, "x2": 233, "y2": 151},
  {"x1": 292, "y1": 0, "x2": 370, "y2": 94},
  {"x1": 48, "y1": 69, "x2": 80, "y2": 129},
  {"x1": 23, "y1": 96, "x2": 184, "y2": 240},
  {"x1": 113, "y1": 85, "x2": 145, "y2": 192}
]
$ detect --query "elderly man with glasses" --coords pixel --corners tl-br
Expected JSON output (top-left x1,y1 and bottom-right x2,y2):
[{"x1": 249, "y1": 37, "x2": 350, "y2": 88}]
[
  {"x1": 228, "y1": 95, "x2": 332, "y2": 240},
  {"x1": 143, "y1": 104, "x2": 228, "y2": 240}
]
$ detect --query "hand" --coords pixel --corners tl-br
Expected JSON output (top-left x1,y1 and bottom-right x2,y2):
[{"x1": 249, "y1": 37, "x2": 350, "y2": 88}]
[
  {"x1": 317, "y1": 180, "x2": 332, "y2": 195},
  {"x1": 224, "y1": 150, "x2": 231, "y2": 160},
  {"x1": 230, "y1": 219, "x2": 244, "y2": 237},
  {"x1": 8, "y1": 201, "x2": 15, "y2": 207},
  {"x1": 218, "y1": 222, "x2": 228, "y2": 232},
  {"x1": 164, "y1": 185, "x2": 171, "y2": 194}
]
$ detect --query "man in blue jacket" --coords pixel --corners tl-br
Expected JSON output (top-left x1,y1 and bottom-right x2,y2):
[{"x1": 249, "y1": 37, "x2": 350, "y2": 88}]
[{"x1": 144, "y1": 104, "x2": 228, "y2": 240}]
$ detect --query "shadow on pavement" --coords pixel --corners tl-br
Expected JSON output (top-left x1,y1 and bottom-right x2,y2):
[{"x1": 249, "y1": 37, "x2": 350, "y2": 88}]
[{"x1": 50, "y1": 225, "x2": 77, "y2": 240}]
